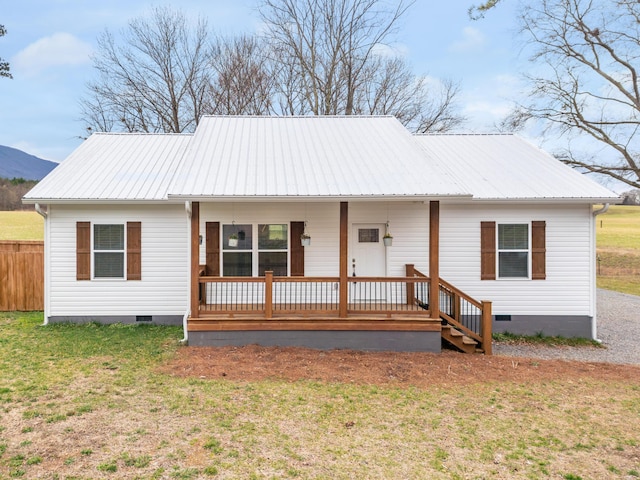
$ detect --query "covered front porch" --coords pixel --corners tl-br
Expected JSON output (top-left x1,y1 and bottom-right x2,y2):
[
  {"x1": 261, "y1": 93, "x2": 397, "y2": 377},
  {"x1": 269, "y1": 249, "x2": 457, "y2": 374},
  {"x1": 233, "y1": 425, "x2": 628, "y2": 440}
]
[{"x1": 187, "y1": 201, "x2": 492, "y2": 353}]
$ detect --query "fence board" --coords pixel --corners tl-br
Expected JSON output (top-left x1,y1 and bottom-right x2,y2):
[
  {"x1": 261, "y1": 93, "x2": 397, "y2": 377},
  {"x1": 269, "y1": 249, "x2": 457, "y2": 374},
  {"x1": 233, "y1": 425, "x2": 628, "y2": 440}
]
[{"x1": 0, "y1": 241, "x2": 44, "y2": 311}]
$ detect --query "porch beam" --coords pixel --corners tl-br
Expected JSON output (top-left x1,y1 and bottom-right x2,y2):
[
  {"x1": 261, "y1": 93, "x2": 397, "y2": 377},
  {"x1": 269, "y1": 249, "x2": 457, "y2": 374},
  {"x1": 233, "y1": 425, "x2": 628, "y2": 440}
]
[
  {"x1": 429, "y1": 201, "x2": 440, "y2": 318},
  {"x1": 339, "y1": 201, "x2": 348, "y2": 318},
  {"x1": 190, "y1": 201, "x2": 200, "y2": 319}
]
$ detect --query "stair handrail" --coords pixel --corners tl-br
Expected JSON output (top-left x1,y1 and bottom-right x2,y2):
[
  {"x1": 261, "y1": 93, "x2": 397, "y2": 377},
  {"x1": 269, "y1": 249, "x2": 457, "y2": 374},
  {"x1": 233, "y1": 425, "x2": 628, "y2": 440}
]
[{"x1": 408, "y1": 265, "x2": 492, "y2": 355}]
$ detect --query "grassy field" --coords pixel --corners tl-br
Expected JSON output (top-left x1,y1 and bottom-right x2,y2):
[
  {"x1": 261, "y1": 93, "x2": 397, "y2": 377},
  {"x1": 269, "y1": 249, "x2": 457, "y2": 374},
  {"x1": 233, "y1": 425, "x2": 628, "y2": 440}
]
[
  {"x1": 0, "y1": 211, "x2": 43, "y2": 241},
  {"x1": 596, "y1": 205, "x2": 640, "y2": 296},
  {"x1": 0, "y1": 312, "x2": 639, "y2": 479}
]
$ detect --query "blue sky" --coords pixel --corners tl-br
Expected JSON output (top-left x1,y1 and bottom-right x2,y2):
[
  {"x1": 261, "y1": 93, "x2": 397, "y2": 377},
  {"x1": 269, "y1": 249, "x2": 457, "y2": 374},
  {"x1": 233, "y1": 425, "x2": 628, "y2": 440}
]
[{"x1": 0, "y1": 1, "x2": 525, "y2": 162}]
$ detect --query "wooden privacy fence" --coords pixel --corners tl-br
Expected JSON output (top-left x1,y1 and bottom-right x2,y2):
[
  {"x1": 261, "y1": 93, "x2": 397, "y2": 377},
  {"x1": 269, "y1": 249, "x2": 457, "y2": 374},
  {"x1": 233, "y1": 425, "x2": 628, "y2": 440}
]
[{"x1": 0, "y1": 241, "x2": 44, "y2": 311}]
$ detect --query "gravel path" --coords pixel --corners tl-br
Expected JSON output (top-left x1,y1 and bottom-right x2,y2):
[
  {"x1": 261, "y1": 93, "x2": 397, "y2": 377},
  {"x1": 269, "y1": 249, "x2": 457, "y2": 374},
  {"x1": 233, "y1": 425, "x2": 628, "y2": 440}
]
[{"x1": 493, "y1": 289, "x2": 640, "y2": 365}]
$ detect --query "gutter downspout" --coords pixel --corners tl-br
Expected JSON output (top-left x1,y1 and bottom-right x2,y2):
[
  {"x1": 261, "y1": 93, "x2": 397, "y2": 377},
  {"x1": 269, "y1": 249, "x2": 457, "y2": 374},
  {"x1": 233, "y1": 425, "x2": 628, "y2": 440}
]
[
  {"x1": 181, "y1": 201, "x2": 192, "y2": 344},
  {"x1": 593, "y1": 203, "x2": 610, "y2": 216},
  {"x1": 591, "y1": 203, "x2": 610, "y2": 342},
  {"x1": 35, "y1": 204, "x2": 49, "y2": 325}
]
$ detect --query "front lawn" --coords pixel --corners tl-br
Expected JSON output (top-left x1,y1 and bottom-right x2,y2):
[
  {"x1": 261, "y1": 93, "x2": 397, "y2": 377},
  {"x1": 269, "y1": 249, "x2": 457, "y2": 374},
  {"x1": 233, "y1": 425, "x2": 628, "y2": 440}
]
[{"x1": 1, "y1": 312, "x2": 639, "y2": 479}]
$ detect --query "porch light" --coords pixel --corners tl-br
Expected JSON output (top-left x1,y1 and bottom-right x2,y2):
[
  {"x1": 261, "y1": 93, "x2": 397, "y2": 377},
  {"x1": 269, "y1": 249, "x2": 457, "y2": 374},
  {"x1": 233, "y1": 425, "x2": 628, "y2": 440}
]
[
  {"x1": 301, "y1": 221, "x2": 311, "y2": 246},
  {"x1": 383, "y1": 221, "x2": 393, "y2": 247}
]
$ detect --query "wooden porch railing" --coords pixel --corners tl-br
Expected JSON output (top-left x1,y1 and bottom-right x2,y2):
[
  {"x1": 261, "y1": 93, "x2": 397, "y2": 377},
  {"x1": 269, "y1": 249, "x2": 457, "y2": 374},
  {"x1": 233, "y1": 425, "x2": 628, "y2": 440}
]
[
  {"x1": 198, "y1": 272, "x2": 433, "y2": 317},
  {"x1": 197, "y1": 265, "x2": 491, "y2": 354},
  {"x1": 408, "y1": 265, "x2": 492, "y2": 355}
]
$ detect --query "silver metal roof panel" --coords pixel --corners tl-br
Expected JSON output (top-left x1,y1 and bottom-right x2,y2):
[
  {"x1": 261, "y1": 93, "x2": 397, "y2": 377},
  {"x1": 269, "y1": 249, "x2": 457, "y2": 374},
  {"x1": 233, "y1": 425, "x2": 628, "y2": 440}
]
[
  {"x1": 168, "y1": 116, "x2": 470, "y2": 199},
  {"x1": 24, "y1": 133, "x2": 192, "y2": 202},
  {"x1": 414, "y1": 134, "x2": 620, "y2": 202}
]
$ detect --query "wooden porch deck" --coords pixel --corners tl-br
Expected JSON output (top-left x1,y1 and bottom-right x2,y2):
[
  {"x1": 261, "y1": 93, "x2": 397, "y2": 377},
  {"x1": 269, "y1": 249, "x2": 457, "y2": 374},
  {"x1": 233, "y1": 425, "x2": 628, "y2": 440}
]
[
  {"x1": 188, "y1": 267, "x2": 491, "y2": 354},
  {"x1": 188, "y1": 308, "x2": 442, "y2": 332}
]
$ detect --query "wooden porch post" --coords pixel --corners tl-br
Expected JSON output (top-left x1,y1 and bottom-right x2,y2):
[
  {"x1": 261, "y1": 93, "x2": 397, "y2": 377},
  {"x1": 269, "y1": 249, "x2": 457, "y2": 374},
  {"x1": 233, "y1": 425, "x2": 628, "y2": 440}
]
[
  {"x1": 339, "y1": 201, "x2": 348, "y2": 318},
  {"x1": 481, "y1": 300, "x2": 493, "y2": 355},
  {"x1": 265, "y1": 271, "x2": 273, "y2": 319},
  {"x1": 429, "y1": 201, "x2": 440, "y2": 319},
  {"x1": 405, "y1": 264, "x2": 415, "y2": 306},
  {"x1": 190, "y1": 201, "x2": 200, "y2": 319}
]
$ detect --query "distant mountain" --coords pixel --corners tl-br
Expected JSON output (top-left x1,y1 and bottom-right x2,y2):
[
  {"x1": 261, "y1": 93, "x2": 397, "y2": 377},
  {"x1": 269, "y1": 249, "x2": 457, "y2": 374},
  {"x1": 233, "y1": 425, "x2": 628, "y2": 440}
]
[{"x1": 0, "y1": 145, "x2": 58, "y2": 180}]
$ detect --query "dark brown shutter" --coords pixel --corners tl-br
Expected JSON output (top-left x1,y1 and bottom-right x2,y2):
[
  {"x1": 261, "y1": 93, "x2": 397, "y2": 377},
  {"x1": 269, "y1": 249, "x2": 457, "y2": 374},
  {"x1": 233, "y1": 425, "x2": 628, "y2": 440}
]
[
  {"x1": 127, "y1": 222, "x2": 142, "y2": 280},
  {"x1": 290, "y1": 221, "x2": 305, "y2": 276},
  {"x1": 531, "y1": 221, "x2": 546, "y2": 280},
  {"x1": 205, "y1": 222, "x2": 220, "y2": 276},
  {"x1": 76, "y1": 222, "x2": 91, "y2": 281},
  {"x1": 481, "y1": 221, "x2": 496, "y2": 280}
]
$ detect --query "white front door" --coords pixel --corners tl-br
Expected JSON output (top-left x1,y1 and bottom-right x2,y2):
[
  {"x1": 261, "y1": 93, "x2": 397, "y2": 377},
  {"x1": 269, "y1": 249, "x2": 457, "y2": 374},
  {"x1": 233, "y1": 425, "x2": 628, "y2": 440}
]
[{"x1": 351, "y1": 224, "x2": 387, "y2": 300}]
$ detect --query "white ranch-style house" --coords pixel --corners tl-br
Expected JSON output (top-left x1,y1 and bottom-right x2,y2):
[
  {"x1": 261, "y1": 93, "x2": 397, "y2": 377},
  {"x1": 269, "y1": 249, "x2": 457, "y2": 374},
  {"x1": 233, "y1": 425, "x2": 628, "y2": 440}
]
[{"x1": 24, "y1": 116, "x2": 619, "y2": 353}]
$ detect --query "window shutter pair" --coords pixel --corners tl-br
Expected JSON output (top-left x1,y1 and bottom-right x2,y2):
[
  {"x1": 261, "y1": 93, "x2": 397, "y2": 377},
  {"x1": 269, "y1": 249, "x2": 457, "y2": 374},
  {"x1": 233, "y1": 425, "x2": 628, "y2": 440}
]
[
  {"x1": 76, "y1": 222, "x2": 141, "y2": 280},
  {"x1": 480, "y1": 221, "x2": 545, "y2": 280},
  {"x1": 204, "y1": 221, "x2": 305, "y2": 276}
]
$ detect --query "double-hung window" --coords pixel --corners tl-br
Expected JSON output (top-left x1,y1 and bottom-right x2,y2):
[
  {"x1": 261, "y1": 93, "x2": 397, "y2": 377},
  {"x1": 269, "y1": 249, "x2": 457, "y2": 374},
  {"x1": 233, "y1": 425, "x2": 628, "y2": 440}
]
[
  {"x1": 221, "y1": 223, "x2": 288, "y2": 276},
  {"x1": 258, "y1": 224, "x2": 288, "y2": 276},
  {"x1": 93, "y1": 224, "x2": 125, "y2": 278},
  {"x1": 497, "y1": 224, "x2": 529, "y2": 278},
  {"x1": 222, "y1": 224, "x2": 252, "y2": 276}
]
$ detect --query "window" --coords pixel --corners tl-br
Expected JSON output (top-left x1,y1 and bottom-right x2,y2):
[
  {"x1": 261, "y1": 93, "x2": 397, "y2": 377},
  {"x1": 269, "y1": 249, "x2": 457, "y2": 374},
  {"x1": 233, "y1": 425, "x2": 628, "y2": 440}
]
[
  {"x1": 76, "y1": 222, "x2": 141, "y2": 281},
  {"x1": 258, "y1": 224, "x2": 288, "y2": 276},
  {"x1": 358, "y1": 228, "x2": 379, "y2": 243},
  {"x1": 498, "y1": 224, "x2": 528, "y2": 278},
  {"x1": 481, "y1": 221, "x2": 545, "y2": 281},
  {"x1": 222, "y1": 224, "x2": 252, "y2": 276},
  {"x1": 221, "y1": 223, "x2": 288, "y2": 276},
  {"x1": 94, "y1": 224, "x2": 125, "y2": 278}
]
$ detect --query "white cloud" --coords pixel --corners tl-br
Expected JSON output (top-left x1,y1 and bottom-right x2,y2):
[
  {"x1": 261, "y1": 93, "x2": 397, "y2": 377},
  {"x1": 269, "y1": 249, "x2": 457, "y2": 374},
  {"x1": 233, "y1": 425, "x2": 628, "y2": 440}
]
[
  {"x1": 371, "y1": 42, "x2": 409, "y2": 58},
  {"x1": 12, "y1": 33, "x2": 92, "y2": 76},
  {"x1": 448, "y1": 27, "x2": 486, "y2": 53},
  {"x1": 463, "y1": 100, "x2": 511, "y2": 119}
]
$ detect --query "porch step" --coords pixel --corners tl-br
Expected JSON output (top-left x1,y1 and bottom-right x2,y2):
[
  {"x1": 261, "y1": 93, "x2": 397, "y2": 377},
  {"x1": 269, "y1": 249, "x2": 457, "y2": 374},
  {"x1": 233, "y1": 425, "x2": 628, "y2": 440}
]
[{"x1": 441, "y1": 325, "x2": 479, "y2": 354}]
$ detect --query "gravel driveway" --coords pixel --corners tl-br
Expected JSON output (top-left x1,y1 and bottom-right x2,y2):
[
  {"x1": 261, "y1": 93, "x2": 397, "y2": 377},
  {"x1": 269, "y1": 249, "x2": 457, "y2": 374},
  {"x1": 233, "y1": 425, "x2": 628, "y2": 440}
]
[{"x1": 493, "y1": 289, "x2": 640, "y2": 365}]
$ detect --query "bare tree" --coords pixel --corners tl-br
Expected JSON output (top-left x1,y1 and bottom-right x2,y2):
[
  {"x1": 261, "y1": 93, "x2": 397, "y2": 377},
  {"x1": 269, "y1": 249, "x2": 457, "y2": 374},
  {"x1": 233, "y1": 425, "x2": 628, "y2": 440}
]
[
  {"x1": 506, "y1": 0, "x2": 640, "y2": 189},
  {"x1": 354, "y1": 55, "x2": 465, "y2": 132},
  {"x1": 80, "y1": 7, "x2": 213, "y2": 133},
  {"x1": 81, "y1": 3, "x2": 464, "y2": 136},
  {"x1": 261, "y1": 0, "x2": 411, "y2": 115},
  {"x1": 209, "y1": 35, "x2": 274, "y2": 115},
  {"x1": 0, "y1": 24, "x2": 12, "y2": 79},
  {"x1": 260, "y1": 0, "x2": 463, "y2": 131}
]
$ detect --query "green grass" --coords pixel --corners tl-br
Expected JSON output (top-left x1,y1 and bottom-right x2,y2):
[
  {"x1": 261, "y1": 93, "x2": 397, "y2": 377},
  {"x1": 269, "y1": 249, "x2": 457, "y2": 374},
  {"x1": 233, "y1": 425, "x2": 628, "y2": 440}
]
[
  {"x1": 492, "y1": 331, "x2": 603, "y2": 347},
  {"x1": 1, "y1": 312, "x2": 639, "y2": 479},
  {"x1": 596, "y1": 205, "x2": 640, "y2": 296},
  {"x1": 596, "y1": 205, "x2": 640, "y2": 250},
  {"x1": 0, "y1": 211, "x2": 43, "y2": 240}
]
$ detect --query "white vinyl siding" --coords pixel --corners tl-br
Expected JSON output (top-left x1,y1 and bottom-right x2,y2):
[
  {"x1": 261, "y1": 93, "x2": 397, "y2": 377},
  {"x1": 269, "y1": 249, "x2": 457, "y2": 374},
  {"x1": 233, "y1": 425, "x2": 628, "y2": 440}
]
[
  {"x1": 200, "y1": 203, "x2": 341, "y2": 277},
  {"x1": 47, "y1": 204, "x2": 189, "y2": 317},
  {"x1": 440, "y1": 203, "x2": 594, "y2": 317},
  {"x1": 45, "y1": 200, "x2": 594, "y2": 320},
  {"x1": 200, "y1": 202, "x2": 432, "y2": 279}
]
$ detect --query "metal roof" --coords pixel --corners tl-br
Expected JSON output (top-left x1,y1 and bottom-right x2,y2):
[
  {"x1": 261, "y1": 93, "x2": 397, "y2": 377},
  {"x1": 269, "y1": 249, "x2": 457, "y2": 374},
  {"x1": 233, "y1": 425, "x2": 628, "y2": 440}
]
[
  {"x1": 24, "y1": 117, "x2": 619, "y2": 204},
  {"x1": 414, "y1": 134, "x2": 620, "y2": 202},
  {"x1": 24, "y1": 133, "x2": 192, "y2": 202},
  {"x1": 168, "y1": 116, "x2": 470, "y2": 200}
]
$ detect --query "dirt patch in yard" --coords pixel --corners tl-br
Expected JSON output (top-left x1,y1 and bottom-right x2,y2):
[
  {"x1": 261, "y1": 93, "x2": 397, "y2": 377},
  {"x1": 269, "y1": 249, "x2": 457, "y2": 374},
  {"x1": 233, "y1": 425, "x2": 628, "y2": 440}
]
[{"x1": 160, "y1": 344, "x2": 640, "y2": 387}]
